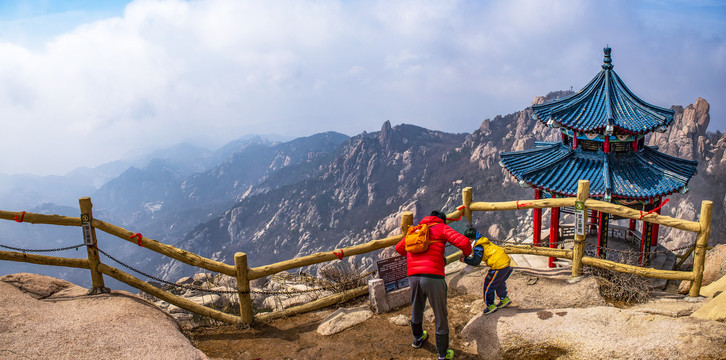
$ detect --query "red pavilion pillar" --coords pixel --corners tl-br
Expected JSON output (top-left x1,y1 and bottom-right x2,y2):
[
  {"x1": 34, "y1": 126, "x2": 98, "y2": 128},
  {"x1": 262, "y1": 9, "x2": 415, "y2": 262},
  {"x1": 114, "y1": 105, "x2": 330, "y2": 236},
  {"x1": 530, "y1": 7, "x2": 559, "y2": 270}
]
[
  {"x1": 650, "y1": 199, "x2": 662, "y2": 248},
  {"x1": 533, "y1": 190, "x2": 541, "y2": 246},
  {"x1": 629, "y1": 218, "x2": 636, "y2": 240},
  {"x1": 590, "y1": 210, "x2": 598, "y2": 235},
  {"x1": 651, "y1": 208, "x2": 661, "y2": 248},
  {"x1": 597, "y1": 210, "x2": 609, "y2": 258},
  {"x1": 640, "y1": 220, "x2": 653, "y2": 266},
  {"x1": 548, "y1": 194, "x2": 559, "y2": 268}
]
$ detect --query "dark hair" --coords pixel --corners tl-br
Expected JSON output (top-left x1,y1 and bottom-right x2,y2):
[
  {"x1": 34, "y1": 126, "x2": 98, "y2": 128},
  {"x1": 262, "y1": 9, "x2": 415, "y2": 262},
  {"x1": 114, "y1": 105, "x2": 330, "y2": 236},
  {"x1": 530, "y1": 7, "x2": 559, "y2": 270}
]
[
  {"x1": 464, "y1": 225, "x2": 478, "y2": 239},
  {"x1": 430, "y1": 210, "x2": 447, "y2": 223}
]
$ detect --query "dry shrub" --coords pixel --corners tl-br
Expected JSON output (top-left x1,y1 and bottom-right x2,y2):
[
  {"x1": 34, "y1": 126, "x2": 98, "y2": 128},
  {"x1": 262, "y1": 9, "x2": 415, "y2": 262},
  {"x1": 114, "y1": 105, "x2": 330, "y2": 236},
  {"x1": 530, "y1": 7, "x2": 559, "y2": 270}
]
[
  {"x1": 319, "y1": 261, "x2": 369, "y2": 292},
  {"x1": 584, "y1": 252, "x2": 652, "y2": 305}
]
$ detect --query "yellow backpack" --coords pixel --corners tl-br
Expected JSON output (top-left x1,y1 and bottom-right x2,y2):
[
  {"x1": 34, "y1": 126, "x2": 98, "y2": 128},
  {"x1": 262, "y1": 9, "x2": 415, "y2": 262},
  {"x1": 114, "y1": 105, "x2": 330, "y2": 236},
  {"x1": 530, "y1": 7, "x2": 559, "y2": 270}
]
[{"x1": 404, "y1": 223, "x2": 442, "y2": 253}]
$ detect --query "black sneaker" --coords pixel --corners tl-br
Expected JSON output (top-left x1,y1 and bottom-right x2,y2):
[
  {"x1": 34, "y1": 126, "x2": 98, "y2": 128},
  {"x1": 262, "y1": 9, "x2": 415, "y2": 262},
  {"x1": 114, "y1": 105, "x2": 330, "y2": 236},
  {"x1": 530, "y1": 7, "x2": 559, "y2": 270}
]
[{"x1": 412, "y1": 330, "x2": 428, "y2": 348}]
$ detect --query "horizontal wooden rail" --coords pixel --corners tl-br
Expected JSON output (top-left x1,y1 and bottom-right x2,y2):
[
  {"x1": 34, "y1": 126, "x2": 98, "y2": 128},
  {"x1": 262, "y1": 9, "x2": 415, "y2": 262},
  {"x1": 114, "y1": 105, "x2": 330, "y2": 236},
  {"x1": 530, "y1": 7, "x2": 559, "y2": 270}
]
[
  {"x1": 256, "y1": 285, "x2": 369, "y2": 322},
  {"x1": 93, "y1": 219, "x2": 236, "y2": 277},
  {"x1": 0, "y1": 250, "x2": 90, "y2": 269},
  {"x1": 468, "y1": 198, "x2": 701, "y2": 233},
  {"x1": 469, "y1": 198, "x2": 575, "y2": 212},
  {"x1": 501, "y1": 245, "x2": 573, "y2": 259},
  {"x1": 97, "y1": 263, "x2": 242, "y2": 325},
  {"x1": 446, "y1": 245, "x2": 692, "y2": 281},
  {"x1": 581, "y1": 256, "x2": 694, "y2": 281},
  {"x1": 0, "y1": 210, "x2": 80, "y2": 227},
  {"x1": 585, "y1": 199, "x2": 700, "y2": 232},
  {"x1": 248, "y1": 235, "x2": 404, "y2": 280},
  {"x1": 249, "y1": 207, "x2": 465, "y2": 280}
]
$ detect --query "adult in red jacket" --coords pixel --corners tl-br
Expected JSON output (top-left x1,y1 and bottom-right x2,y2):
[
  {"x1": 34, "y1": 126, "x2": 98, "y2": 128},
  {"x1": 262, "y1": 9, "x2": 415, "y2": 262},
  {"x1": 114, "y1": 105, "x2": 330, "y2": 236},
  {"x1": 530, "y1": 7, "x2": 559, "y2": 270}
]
[{"x1": 395, "y1": 210, "x2": 472, "y2": 360}]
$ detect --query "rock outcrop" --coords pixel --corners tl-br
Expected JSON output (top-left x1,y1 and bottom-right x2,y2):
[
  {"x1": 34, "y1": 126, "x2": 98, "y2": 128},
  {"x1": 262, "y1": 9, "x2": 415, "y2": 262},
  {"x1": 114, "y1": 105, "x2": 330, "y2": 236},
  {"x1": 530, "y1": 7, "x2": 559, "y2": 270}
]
[
  {"x1": 462, "y1": 305, "x2": 726, "y2": 360},
  {"x1": 446, "y1": 263, "x2": 726, "y2": 360},
  {"x1": 0, "y1": 273, "x2": 207, "y2": 360},
  {"x1": 679, "y1": 244, "x2": 726, "y2": 294}
]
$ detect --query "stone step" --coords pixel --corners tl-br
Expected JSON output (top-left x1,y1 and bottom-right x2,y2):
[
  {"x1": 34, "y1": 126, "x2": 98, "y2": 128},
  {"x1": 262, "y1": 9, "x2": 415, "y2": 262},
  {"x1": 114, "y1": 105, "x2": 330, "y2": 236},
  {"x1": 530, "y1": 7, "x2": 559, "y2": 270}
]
[{"x1": 509, "y1": 253, "x2": 531, "y2": 268}]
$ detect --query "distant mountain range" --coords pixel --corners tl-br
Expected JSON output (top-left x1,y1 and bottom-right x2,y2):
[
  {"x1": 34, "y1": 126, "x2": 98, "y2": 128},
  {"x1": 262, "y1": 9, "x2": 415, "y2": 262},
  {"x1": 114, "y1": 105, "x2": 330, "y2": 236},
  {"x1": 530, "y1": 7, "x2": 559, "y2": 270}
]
[{"x1": 1, "y1": 93, "x2": 724, "y2": 287}]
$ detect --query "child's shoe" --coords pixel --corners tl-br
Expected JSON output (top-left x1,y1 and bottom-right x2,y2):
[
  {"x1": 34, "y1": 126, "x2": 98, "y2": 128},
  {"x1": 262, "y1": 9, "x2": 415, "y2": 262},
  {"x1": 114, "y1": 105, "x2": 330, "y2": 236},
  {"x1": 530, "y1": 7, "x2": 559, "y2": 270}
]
[
  {"x1": 438, "y1": 349, "x2": 454, "y2": 359},
  {"x1": 496, "y1": 296, "x2": 511, "y2": 308},
  {"x1": 483, "y1": 303, "x2": 498, "y2": 315},
  {"x1": 412, "y1": 330, "x2": 428, "y2": 348}
]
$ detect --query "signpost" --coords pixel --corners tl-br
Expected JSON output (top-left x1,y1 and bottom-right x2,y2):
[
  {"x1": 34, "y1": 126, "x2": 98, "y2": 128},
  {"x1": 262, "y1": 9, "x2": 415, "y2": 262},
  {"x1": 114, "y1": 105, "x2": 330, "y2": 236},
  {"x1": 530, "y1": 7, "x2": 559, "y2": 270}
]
[
  {"x1": 81, "y1": 214, "x2": 94, "y2": 246},
  {"x1": 376, "y1": 256, "x2": 408, "y2": 292},
  {"x1": 574, "y1": 201, "x2": 585, "y2": 236}
]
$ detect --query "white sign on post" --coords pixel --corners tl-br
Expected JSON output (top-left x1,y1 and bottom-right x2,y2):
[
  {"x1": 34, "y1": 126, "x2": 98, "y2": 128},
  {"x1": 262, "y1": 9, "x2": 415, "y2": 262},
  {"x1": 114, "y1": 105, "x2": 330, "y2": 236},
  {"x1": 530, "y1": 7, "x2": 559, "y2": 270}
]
[
  {"x1": 574, "y1": 201, "x2": 585, "y2": 236},
  {"x1": 81, "y1": 214, "x2": 94, "y2": 246}
]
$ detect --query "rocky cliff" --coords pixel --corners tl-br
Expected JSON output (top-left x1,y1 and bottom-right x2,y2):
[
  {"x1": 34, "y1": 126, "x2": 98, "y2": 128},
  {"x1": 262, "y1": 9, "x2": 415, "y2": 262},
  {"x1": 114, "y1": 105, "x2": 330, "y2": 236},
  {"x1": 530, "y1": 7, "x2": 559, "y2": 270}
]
[{"x1": 154, "y1": 92, "x2": 725, "y2": 280}]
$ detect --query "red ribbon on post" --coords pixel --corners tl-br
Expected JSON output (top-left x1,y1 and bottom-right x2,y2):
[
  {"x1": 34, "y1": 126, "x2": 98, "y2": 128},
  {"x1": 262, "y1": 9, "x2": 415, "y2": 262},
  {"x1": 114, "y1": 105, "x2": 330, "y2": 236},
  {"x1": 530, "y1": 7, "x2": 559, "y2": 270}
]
[
  {"x1": 130, "y1": 233, "x2": 143, "y2": 247},
  {"x1": 516, "y1": 201, "x2": 533, "y2": 210},
  {"x1": 446, "y1": 205, "x2": 466, "y2": 221},
  {"x1": 639, "y1": 199, "x2": 670, "y2": 220},
  {"x1": 14, "y1": 211, "x2": 25, "y2": 223},
  {"x1": 333, "y1": 250, "x2": 344, "y2": 260}
]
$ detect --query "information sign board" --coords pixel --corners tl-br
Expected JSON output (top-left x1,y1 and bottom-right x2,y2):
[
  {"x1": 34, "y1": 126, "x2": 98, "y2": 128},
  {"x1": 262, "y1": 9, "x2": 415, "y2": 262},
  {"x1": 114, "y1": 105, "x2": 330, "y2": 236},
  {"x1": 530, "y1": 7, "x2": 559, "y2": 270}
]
[
  {"x1": 81, "y1": 214, "x2": 94, "y2": 246},
  {"x1": 574, "y1": 201, "x2": 585, "y2": 236},
  {"x1": 376, "y1": 256, "x2": 408, "y2": 292}
]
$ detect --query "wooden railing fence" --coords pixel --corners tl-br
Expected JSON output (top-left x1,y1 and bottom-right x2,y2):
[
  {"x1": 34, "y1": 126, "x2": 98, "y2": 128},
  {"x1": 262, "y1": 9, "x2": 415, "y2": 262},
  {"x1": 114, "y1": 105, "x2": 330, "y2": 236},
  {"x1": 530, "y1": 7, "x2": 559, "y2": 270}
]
[{"x1": 0, "y1": 180, "x2": 712, "y2": 326}]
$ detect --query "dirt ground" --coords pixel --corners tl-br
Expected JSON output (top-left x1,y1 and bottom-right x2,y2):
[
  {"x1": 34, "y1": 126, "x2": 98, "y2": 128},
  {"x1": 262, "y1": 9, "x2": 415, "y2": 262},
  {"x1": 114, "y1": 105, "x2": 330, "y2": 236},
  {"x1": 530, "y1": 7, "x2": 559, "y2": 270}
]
[{"x1": 184, "y1": 290, "x2": 484, "y2": 360}]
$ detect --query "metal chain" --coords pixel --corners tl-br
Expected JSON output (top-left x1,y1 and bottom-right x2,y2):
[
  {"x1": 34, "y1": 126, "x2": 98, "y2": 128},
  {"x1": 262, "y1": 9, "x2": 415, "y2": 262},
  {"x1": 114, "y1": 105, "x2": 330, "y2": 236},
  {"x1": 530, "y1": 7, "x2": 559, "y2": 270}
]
[
  {"x1": 97, "y1": 247, "x2": 375, "y2": 295},
  {"x1": 0, "y1": 243, "x2": 85, "y2": 253},
  {"x1": 491, "y1": 238, "x2": 575, "y2": 247},
  {"x1": 584, "y1": 242, "x2": 695, "y2": 256},
  {"x1": 248, "y1": 270, "x2": 376, "y2": 295},
  {"x1": 97, "y1": 247, "x2": 241, "y2": 294}
]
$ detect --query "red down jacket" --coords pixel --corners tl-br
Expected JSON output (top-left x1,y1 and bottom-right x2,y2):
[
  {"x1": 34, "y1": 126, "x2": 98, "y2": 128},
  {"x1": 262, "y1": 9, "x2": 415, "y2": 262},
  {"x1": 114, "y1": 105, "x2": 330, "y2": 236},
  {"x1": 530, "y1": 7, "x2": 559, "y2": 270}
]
[{"x1": 395, "y1": 215, "x2": 472, "y2": 277}]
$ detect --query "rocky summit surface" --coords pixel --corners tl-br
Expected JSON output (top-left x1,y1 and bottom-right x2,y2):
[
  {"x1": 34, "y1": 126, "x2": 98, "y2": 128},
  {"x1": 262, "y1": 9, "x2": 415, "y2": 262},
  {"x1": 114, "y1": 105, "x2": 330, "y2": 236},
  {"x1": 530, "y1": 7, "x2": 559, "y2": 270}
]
[{"x1": 0, "y1": 273, "x2": 207, "y2": 360}]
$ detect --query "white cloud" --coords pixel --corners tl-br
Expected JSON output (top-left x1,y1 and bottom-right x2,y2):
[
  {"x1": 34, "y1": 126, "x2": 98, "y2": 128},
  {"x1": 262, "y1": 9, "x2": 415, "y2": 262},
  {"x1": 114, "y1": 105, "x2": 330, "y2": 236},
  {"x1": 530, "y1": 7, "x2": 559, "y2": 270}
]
[{"x1": 0, "y1": 0, "x2": 724, "y2": 175}]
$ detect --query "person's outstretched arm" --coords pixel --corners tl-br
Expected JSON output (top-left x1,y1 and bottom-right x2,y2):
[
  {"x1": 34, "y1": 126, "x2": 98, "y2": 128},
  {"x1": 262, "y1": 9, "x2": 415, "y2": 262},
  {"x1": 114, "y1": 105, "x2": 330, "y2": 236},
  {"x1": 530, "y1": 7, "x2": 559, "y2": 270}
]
[{"x1": 462, "y1": 244, "x2": 483, "y2": 266}]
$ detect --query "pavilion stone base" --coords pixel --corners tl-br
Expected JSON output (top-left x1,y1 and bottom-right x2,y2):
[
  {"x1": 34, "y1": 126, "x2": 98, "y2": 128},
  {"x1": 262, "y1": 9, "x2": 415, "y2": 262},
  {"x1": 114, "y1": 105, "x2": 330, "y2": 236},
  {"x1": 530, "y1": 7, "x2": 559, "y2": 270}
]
[{"x1": 368, "y1": 278, "x2": 411, "y2": 314}]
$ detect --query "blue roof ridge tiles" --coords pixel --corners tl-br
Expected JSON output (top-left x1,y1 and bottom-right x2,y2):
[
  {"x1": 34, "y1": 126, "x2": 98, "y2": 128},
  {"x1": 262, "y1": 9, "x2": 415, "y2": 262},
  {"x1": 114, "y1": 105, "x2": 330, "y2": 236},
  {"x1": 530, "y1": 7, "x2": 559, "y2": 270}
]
[{"x1": 531, "y1": 47, "x2": 674, "y2": 135}]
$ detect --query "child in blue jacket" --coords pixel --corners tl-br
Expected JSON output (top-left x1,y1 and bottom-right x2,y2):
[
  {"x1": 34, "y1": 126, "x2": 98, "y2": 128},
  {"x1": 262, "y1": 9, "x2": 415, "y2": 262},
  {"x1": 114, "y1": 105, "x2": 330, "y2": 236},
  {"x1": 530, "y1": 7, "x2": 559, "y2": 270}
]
[{"x1": 459, "y1": 226, "x2": 513, "y2": 315}]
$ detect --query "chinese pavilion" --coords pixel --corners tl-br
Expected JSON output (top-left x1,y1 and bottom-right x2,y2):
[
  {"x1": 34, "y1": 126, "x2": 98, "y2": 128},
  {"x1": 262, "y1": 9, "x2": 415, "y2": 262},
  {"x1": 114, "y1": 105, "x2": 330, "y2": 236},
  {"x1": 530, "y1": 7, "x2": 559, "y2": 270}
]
[{"x1": 499, "y1": 47, "x2": 698, "y2": 267}]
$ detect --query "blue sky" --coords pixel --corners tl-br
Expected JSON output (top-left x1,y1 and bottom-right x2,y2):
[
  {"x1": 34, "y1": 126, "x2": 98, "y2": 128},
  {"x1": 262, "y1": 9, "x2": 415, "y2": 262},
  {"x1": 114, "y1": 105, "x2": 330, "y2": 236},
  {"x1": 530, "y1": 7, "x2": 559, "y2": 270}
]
[{"x1": 0, "y1": 0, "x2": 724, "y2": 175}]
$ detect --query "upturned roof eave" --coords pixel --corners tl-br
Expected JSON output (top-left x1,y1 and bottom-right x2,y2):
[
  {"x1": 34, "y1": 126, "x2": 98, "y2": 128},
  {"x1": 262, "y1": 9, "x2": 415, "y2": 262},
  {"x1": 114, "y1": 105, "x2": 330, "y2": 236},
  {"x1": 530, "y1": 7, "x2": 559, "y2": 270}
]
[{"x1": 499, "y1": 144, "x2": 696, "y2": 201}]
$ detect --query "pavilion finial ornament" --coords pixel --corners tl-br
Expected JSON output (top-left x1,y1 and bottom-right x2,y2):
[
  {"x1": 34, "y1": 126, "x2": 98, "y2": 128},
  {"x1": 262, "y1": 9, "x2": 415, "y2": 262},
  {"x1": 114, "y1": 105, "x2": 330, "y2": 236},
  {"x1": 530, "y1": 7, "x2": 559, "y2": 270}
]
[{"x1": 602, "y1": 46, "x2": 613, "y2": 70}]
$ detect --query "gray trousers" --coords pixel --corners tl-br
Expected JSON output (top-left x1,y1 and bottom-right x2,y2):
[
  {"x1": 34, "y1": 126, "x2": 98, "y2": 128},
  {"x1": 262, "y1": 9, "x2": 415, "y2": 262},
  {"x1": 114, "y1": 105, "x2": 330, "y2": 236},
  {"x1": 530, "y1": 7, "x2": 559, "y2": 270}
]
[{"x1": 409, "y1": 275, "x2": 449, "y2": 335}]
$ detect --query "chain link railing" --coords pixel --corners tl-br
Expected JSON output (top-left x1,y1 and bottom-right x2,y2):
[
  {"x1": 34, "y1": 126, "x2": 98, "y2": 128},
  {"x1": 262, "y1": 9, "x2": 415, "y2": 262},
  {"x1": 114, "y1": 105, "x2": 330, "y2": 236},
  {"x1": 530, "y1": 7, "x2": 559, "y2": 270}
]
[
  {"x1": 97, "y1": 247, "x2": 375, "y2": 296},
  {"x1": 0, "y1": 243, "x2": 85, "y2": 253}
]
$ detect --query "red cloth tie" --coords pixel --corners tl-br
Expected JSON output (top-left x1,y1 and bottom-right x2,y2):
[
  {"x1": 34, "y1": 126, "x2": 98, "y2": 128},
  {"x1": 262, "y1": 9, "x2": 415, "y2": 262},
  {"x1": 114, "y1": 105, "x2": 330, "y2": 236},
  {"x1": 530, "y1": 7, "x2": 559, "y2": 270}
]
[
  {"x1": 446, "y1": 205, "x2": 466, "y2": 221},
  {"x1": 639, "y1": 199, "x2": 669, "y2": 220},
  {"x1": 14, "y1": 211, "x2": 25, "y2": 223},
  {"x1": 130, "y1": 233, "x2": 143, "y2": 247},
  {"x1": 516, "y1": 201, "x2": 533, "y2": 210},
  {"x1": 333, "y1": 250, "x2": 344, "y2": 260}
]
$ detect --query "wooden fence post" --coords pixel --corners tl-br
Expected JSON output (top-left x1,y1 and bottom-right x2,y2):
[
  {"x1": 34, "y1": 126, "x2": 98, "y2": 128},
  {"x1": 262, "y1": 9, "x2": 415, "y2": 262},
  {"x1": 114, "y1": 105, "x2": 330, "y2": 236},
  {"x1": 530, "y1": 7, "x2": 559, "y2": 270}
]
[
  {"x1": 79, "y1": 197, "x2": 109, "y2": 294},
  {"x1": 401, "y1": 211, "x2": 413, "y2": 234},
  {"x1": 235, "y1": 252, "x2": 254, "y2": 324},
  {"x1": 463, "y1": 187, "x2": 473, "y2": 224},
  {"x1": 689, "y1": 200, "x2": 713, "y2": 297},
  {"x1": 571, "y1": 180, "x2": 590, "y2": 277}
]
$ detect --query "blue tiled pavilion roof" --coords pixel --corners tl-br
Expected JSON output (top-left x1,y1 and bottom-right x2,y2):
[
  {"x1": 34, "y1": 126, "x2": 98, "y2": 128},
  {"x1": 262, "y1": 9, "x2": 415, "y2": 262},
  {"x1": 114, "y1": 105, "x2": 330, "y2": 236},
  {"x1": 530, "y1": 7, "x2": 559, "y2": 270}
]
[
  {"x1": 499, "y1": 142, "x2": 697, "y2": 200},
  {"x1": 531, "y1": 47, "x2": 674, "y2": 135}
]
